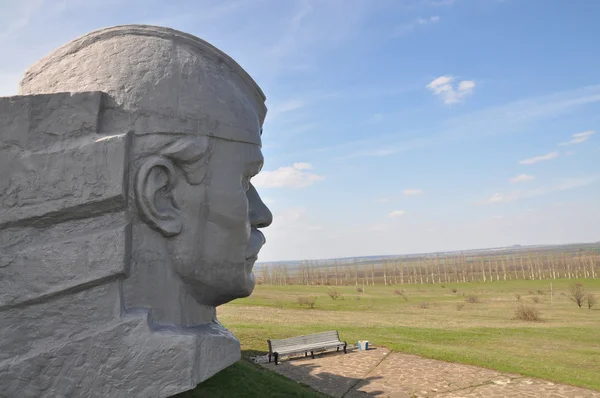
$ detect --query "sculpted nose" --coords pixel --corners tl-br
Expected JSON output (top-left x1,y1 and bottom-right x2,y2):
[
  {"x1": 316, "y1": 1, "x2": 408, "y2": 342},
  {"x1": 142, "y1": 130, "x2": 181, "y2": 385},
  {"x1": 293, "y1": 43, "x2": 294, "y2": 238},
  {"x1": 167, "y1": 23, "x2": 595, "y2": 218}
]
[{"x1": 247, "y1": 183, "x2": 272, "y2": 228}]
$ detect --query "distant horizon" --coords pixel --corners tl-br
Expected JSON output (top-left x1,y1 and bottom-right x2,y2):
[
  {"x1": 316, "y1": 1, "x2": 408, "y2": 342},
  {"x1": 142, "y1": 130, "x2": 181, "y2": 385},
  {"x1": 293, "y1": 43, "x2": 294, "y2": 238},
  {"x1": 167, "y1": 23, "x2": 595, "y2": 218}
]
[{"x1": 257, "y1": 239, "x2": 600, "y2": 264}]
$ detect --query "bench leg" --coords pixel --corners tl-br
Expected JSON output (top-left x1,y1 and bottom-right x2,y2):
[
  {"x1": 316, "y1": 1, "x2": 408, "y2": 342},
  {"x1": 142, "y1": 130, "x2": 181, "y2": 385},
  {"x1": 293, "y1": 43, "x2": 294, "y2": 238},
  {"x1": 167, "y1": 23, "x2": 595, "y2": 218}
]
[
  {"x1": 311, "y1": 351, "x2": 315, "y2": 359},
  {"x1": 274, "y1": 353, "x2": 279, "y2": 365},
  {"x1": 336, "y1": 347, "x2": 339, "y2": 352},
  {"x1": 305, "y1": 352, "x2": 308, "y2": 357},
  {"x1": 268, "y1": 353, "x2": 271, "y2": 363},
  {"x1": 343, "y1": 342, "x2": 347, "y2": 354}
]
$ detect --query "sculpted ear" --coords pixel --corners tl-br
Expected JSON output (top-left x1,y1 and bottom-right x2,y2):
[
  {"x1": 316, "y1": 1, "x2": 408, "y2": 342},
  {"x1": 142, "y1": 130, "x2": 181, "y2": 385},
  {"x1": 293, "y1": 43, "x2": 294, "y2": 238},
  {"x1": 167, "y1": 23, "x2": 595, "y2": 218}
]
[{"x1": 135, "y1": 156, "x2": 182, "y2": 237}]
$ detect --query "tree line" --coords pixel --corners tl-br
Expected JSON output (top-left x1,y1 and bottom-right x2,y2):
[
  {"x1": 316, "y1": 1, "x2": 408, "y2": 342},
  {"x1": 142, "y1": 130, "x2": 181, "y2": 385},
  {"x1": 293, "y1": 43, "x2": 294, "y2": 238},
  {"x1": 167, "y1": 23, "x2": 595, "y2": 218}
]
[{"x1": 257, "y1": 250, "x2": 599, "y2": 286}]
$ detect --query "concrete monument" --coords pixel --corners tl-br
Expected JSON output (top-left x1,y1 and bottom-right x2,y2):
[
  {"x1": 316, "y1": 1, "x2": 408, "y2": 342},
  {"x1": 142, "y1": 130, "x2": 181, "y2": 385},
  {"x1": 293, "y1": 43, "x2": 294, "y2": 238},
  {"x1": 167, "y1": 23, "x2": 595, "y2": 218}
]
[{"x1": 0, "y1": 25, "x2": 272, "y2": 397}]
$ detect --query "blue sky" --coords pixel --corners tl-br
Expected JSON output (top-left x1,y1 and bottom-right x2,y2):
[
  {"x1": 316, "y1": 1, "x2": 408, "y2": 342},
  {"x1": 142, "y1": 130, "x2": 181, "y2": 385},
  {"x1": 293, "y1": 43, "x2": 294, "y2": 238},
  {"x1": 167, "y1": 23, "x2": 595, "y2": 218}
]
[{"x1": 1, "y1": 0, "x2": 599, "y2": 261}]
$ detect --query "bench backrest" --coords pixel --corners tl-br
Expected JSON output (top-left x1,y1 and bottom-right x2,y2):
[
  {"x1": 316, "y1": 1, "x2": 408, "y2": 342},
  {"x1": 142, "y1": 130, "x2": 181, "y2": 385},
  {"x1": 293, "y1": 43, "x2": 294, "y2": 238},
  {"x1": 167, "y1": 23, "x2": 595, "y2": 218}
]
[{"x1": 268, "y1": 330, "x2": 341, "y2": 352}]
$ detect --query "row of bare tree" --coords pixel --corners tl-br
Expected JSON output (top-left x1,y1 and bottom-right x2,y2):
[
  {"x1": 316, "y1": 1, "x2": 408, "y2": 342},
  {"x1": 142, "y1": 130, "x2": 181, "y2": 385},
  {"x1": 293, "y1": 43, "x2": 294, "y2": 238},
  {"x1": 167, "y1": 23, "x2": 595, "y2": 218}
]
[{"x1": 257, "y1": 251, "x2": 599, "y2": 286}]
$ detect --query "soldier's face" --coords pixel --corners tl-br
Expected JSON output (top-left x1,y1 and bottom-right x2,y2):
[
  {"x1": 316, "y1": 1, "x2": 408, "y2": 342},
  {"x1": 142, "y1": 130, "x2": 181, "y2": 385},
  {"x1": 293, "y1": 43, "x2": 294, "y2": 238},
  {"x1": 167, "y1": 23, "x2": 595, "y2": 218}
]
[{"x1": 169, "y1": 136, "x2": 272, "y2": 307}]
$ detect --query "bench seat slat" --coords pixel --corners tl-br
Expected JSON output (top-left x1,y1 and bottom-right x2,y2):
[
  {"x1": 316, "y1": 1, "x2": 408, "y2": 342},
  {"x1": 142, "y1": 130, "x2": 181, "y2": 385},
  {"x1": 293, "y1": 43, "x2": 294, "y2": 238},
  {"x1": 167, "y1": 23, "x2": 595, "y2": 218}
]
[
  {"x1": 273, "y1": 342, "x2": 344, "y2": 355},
  {"x1": 267, "y1": 330, "x2": 347, "y2": 365},
  {"x1": 271, "y1": 339, "x2": 341, "y2": 348}
]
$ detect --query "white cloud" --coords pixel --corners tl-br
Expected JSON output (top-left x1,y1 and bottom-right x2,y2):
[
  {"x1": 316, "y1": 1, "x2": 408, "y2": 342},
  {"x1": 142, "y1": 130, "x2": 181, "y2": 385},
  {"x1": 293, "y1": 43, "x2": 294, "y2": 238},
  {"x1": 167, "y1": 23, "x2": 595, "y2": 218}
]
[
  {"x1": 370, "y1": 113, "x2": 384, "y2": 123},
  {"x1": 292, "y1": 162, "x2": 313, "y2": 170},
  {"x1": 275, "y1": 99, "x2": 305, "y2": 113},
  {"x1": 265, "y1": 98, "x2": 306, "y2": 123},
  {"x1": 376, "y1": 189, "x2": 423, "y2": 202},
  {"x1": 403, "y1": 188, "x2": 424, "y2": 196},
  {"x1": 276, "y1": 207, "x2": 307, "y2": 224},
  {"x1": 518, "y1": 151, "x2": 558, "y2": 165},
  {"x1": 485, "y1": 193, "x2": 513, "y2": 204},
  {"x1": 306, "y1": 225, "x2": 324, "y2": 231},
  {"x1": 337, "y1": 138, "x2": 431, "y2": 160},
  {"x1": 559, "y1": 130, "x2": 595, "y2": 146},
  {"x1": 388, "y1": 210, "x2": 406, "y2": 217},
  {"x1": 477, "y1": 176, "x2": 597, "y2": 205},
  {"x1": 276, "y1": 84, "x2": 600, "y2": 162},
  {"x1": 509, "y1": 174, "x2": 534, "y2": 183},
  {"x1": 364, "y1": 148, "x2": 398, "y2": 157},
  {"x1": 426, "y1": 75, "x2": 475, "y2": 104},
  {"x1": 565, "y1": 150, "x2": 575, "y2": 156},
  {"x1": 279, "y1": 123, "x2": 317, "y2": 138},
  {"x1": 395, "y1": 15, "x2": 440, "y2": 35},
  {"x1": 252, "y1": 162, "x2": 324, "y2": 189},
  {"x1": 553, "y1": 177, "x2": 597, "y2": 191}
]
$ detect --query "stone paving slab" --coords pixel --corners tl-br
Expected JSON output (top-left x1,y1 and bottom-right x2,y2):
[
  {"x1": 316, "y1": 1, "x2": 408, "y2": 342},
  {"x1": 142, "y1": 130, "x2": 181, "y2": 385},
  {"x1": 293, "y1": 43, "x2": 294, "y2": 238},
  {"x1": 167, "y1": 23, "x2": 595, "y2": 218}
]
[
  {"x1": 261, "y1": 347, "x2": 600, "y2": 398},
  {"x1": 433, "y1": 377, "x2": 600, "y2": 398},
  {"x1": 261, "y1": 348, "x2": 390, "y2": 397}
]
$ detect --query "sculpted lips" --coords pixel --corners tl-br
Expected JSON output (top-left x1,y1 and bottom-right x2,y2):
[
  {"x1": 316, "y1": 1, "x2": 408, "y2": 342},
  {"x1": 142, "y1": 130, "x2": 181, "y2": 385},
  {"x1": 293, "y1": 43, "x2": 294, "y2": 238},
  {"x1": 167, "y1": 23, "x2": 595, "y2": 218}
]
[{"x1": 245, "y1": 229, "x2": 266, "y2": 261}]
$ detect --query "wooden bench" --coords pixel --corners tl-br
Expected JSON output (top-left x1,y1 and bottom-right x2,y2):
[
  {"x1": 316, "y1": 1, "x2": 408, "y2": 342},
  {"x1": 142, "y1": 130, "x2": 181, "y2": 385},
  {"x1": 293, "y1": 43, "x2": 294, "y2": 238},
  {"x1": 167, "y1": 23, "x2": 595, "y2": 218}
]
[{"x1": 267, "y1": 330, "x2": 347, "y2": 365}]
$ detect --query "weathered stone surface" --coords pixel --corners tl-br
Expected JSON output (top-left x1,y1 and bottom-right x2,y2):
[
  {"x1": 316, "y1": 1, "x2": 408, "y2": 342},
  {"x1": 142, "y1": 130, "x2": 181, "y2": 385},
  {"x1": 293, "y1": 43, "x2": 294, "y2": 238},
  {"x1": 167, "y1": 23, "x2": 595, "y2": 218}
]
[
  {"x1": 20, "y1": 25, "x2": 266, "y2": 146},
  {"x1": 0, "y1": 223, "x2": 129, "y2": 306},
  {"x1": 0, "y1": 92, "x2": 103, "y2": 153},
  {"x1": 0, "y1": 93, "x2": 126, "y2": 228},
  {"x1": 0, "y1": 282, "x2": 122, "y2": 361},
  {"x1": 0, "y1": 314, "x2": 241, "y2": 398},
  {"x1": 0, "y1": 24, "x2": 272, "y2": 397}
]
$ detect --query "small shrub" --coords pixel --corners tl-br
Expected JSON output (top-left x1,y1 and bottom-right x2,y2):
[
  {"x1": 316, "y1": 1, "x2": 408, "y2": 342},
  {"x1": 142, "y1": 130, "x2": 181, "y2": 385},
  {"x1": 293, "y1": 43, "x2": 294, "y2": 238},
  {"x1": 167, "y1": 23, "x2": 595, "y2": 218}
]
[
  {"x1": 327, "y1": 289, "x2": 341, "y2": 300},
  {"x1": 452, "y1": 288, "x2": 458, "y2": 293},
  {"x1": 514, "y1": 293, "x2": 521, "y2": 301},
  {"x1": 531, "y1": 296, "x2": 540, "y2": 303},
  {"x1": 528, "y1": 289, "x2": 533, "y2": 295},
  {"x1": 418, "y1": 301, "x2": 430, "y2": 309},
  {"x1": 514, "y1": 305, "x2": 541, "y2": 321},
  {"x1": 355, "y1": 296, "x2": 361, "y2": 301},
  {"x1": 569, "y1": 284, "x2": 587, "y2": 308},
  {"x1": 394, "y1": 289, "x2": 408, "y2": 301},
  {"x1": 537, "y1": 289, "x2": 545, "y2": 295},
  {"x1": 587, "y1": 293, "x2": 596, "y2": 309},
  {"x1": 297, "y1": 296, "x2": 317, "y2": 309},
  {"x1": 441, "y1": 284, "x2": 446, "y2": 288},
  {"x1": 356, "y1": 287, "x2": 363, "y2": 293},
  {"x1": 456, "y1": 303, "x2": 465, "y2": 311},
  {"x1": 465, "y1": 295, "x2": 480, "y2": 303}
]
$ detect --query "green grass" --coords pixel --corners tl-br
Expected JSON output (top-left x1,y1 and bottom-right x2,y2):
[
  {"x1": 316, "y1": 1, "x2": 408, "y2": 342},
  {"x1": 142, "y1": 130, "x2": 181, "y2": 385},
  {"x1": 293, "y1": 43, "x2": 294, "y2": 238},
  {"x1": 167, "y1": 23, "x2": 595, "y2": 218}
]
[
  {"x1": 211, "y1": 278, "x2": 600, "y2": 392},
  {"x1": 175, "y1": 359, "x2": 326, "y2": 397}
]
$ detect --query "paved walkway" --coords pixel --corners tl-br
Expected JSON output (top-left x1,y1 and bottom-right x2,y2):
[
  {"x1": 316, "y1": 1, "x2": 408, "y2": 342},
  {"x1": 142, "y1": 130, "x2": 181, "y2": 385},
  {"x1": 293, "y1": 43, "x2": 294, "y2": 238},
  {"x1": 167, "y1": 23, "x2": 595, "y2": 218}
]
[{"x1": 261, "y1": 347, "x2": 600, "y2": 397}]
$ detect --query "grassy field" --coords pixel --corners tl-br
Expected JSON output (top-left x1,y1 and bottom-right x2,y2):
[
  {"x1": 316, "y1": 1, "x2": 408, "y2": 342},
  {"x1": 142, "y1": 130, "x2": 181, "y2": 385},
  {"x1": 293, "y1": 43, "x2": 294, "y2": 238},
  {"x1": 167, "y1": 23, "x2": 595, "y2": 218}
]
[
  {"x1": 190, "y1": 278, "x2": 600, "y2": 394},
  {"x1": 175, "y1": 360, "x2": 326, "y2": 397}
]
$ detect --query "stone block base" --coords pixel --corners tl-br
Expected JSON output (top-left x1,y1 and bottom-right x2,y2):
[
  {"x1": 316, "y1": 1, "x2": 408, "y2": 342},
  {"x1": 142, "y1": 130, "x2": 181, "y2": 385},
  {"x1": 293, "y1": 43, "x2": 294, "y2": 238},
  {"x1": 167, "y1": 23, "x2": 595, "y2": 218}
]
[{"x1": 0, "y1": 314, "x2": 240, "y2": 398}]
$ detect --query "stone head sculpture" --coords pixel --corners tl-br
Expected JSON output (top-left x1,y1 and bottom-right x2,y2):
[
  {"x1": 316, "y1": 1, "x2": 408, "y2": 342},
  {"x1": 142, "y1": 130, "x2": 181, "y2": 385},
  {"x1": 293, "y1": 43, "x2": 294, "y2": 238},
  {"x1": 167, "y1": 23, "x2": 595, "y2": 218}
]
[{"x1": 0, "y1": 25, "x2": 272, "y2": 396}]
